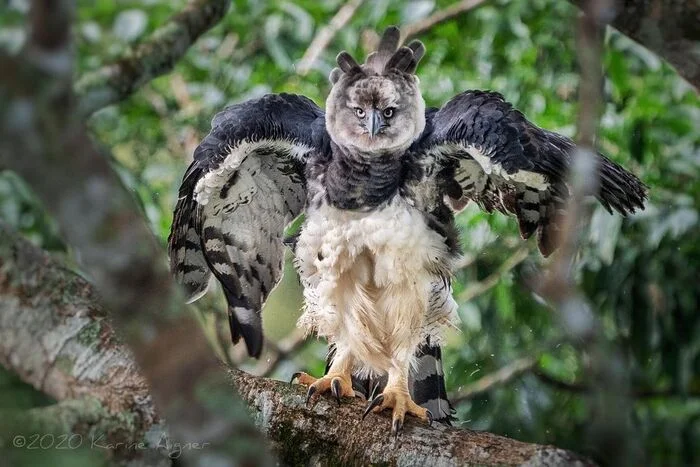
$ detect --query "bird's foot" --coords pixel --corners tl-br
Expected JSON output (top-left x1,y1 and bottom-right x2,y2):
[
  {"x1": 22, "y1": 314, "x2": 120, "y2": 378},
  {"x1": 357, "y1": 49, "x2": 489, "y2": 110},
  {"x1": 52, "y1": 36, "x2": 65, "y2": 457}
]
[
  {"x1": 362, "y1": 386, "x2": 433, "y2": 436},
  {"x1": 290, "y1": 371, "x2": 355, "y2": 406}
]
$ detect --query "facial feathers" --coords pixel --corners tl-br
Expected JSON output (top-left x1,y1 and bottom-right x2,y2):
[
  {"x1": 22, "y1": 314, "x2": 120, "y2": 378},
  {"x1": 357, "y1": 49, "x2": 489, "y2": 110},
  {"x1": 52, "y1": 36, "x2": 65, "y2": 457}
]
[{"x1": 326, "y1": 26, "x2": 427, "y2": 154}]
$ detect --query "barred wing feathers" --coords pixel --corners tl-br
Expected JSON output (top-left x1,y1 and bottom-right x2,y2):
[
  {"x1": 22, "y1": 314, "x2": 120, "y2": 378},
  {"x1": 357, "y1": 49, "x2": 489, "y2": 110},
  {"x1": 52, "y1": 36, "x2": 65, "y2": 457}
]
[
  {"x1": 423, "y1": 91, "x2": 647, "y2": 256},
  {"x1": 168, "y1": 93, "x2": 327, "y2": 357}
]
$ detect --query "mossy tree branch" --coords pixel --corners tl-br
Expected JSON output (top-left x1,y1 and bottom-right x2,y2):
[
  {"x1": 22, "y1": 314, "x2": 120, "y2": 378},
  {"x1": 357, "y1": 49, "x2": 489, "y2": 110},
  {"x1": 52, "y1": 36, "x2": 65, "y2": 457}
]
[
  {"x1": 75, "y1": 0, "x2": 231, "y2": 117},
  {"x1": 232, "y1": 368, "x2": 595, "y2": 466}
]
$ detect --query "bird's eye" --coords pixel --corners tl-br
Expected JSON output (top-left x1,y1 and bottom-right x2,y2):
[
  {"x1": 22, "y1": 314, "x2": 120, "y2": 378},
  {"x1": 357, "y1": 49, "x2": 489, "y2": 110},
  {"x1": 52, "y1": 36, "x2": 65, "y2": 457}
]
[
  {"x1": 383, "y1": 108, "x2": 395, "y2": 118},
  {"x1": 354, "y1": 108, "x2": 365, "y2": 118}
]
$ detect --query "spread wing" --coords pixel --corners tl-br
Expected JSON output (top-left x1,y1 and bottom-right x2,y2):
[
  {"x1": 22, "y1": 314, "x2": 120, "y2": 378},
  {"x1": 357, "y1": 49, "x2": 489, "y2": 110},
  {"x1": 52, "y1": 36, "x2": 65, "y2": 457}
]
[
  {"x1": 419, "y1": 90, "x2": 647, "y2": 256},
  {"x1": 168, "y1": 93, "x2": 328, "y2": 357}
]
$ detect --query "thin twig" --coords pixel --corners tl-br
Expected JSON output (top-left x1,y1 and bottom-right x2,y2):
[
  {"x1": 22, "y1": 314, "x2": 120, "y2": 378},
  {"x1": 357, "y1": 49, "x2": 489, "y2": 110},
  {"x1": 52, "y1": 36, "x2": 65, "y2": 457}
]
[
  {"x1": 458, "y1": 247, "x2": 530, "y2": 302},
  {"x1": 296, "y1": 0, "x2": 365, "y2": 75},
  {"x1": 401, "y1": 0, "x2": 489, "y2": 43},
  {"x1": 535, "y1": 2, "x2": 635, "y2": 463},
  {"x1": 534, "y1": 370, "x2": 700, "y2": 400},
  {"x1": 539, "y1": 2, "x2": 605, "y2": 313},
  {"x1": 450, "y1": 356, "x2": 538, "y2": 405}
]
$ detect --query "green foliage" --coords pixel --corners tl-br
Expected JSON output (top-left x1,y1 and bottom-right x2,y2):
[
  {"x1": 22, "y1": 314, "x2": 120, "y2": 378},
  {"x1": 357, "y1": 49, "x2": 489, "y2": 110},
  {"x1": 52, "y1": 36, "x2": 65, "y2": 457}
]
[{"x1": 1, "y1": 0, "x2": 698, "y2": 465}]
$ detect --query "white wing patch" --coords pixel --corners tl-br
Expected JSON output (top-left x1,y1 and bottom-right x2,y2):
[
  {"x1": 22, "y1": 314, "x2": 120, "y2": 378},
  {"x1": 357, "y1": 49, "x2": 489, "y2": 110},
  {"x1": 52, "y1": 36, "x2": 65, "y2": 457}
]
[
  {"x1": 429, "y1": 141, "x2": 566, "y2": 253},
  {"x1": 432, "y1": 142, "x2": 549, "y2": 190},
  {"x1": 194, "y1": 139, "x2": 313, "y2": 206}
]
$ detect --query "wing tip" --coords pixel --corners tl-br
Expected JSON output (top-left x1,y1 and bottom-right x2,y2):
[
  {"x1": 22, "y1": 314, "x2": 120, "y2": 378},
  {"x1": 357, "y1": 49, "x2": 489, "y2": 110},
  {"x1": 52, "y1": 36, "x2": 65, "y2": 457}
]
[{"x1": 228, "y1": 306, "x2": 264, "y2": 358}]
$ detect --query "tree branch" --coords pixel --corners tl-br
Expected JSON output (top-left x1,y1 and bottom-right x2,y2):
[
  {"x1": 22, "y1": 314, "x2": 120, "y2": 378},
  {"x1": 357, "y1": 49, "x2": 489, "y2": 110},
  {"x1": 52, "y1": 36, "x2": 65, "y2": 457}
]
[
  {"x1": 538, "y1": 2, "x2": 636, "y2": 463},
  {"x1": 401, "y1": 0, "x2": 489, "y2": 42},
  {"x1": 296, "y1": 0, "x2": 365, "y2": 75},
  {"x1": 458, "y1": 247, "x2": 530, "y2": 303},
  {"x1": 450, "y1": 357, "x2": 538, "y2": 405},
  {"x1": 0, "y1": 221, "x2": 169, "y2": 463},
  {"x1": 535, "y1": 370, "x2": 700, "y2": 400},
  {"x1": 0, "y1": 223, "x2": 152, "y2": 420},
  {"x1": 572, "y1": 0, "x2": 700, "y2": 92},
  {"x1": 231, "y1": 368, "x2": 594, "y2": 466},
  {"x1": 75, "y1": 0, "x2": 231, "y2": 117}
]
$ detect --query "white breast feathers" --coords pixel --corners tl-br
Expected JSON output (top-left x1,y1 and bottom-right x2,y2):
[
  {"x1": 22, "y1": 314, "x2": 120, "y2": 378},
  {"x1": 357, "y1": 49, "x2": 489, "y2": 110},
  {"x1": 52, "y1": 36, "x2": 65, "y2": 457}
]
[{"x1": 295, "y1": 197, "x2": 457, "y2": 375}]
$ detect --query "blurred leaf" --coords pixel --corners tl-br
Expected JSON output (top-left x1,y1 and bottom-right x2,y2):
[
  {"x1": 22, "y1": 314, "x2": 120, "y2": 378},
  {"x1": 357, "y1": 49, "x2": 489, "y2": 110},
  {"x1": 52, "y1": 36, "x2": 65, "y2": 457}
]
[{"x1": 112, "y1": 9, "x2": 148, "y2": 42}]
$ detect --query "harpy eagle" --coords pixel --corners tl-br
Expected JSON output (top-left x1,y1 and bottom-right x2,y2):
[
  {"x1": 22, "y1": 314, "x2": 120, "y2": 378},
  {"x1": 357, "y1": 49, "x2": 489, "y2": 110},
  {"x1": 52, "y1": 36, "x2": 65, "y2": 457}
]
[{"x1": 168, "y1": 27, "x2": 646, "y2": 433}]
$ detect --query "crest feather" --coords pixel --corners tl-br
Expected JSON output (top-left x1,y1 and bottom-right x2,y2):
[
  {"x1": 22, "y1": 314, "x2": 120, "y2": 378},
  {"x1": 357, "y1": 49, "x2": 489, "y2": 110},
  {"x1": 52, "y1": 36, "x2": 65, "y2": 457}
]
[
  {"x1": 329, "y1": 67, "x2": 342, "y2": 84},
  {"x1": 366, "y1": 26, "x2": 401, "y2": 73},
  {"x1": 336, "y1": 51, "x2": 361, "y2": 73},
  {"x1": 407, "y1": 41, "x2": 425, "y2": 65},
  {"x1": 384, "y1": 46, "x2": 414, "y2": 72},
  {"x1": 328, "y1": 26, "x2": 426, "y2": 83}
]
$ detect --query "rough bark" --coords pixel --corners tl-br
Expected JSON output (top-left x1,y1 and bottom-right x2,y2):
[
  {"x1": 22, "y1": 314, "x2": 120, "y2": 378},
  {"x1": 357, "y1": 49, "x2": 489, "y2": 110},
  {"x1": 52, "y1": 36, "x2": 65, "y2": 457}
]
[
  {"x1": 0, "y1": 221, "x2": 168, "y2": 464},
  {"x1": 75, "y1": 0, "x2": 231, "y2": 117},
  {"x1": 576, "y1": 0, "x2": 700, "y2": 91},
  {"x1": 0, "y1": 224, "x2": 149, "y2": 416},
  {"x1": 231, "y1": 369, "x2": 594, "y2": 466},
  {"x1": 0, "y1": 223, "x2": 594, "y2": 465}
]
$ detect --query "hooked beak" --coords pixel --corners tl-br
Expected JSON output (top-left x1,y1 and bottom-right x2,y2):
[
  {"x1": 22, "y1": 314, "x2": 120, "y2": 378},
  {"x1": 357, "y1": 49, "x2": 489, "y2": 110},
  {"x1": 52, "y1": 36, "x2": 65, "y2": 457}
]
[{"x1": 367, "y1": 109, "x2": 383, "y2": 138}]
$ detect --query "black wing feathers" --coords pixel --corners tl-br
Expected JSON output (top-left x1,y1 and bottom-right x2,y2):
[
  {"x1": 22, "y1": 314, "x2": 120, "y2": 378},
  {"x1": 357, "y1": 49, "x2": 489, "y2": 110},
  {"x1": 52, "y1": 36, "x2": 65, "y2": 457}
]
[
  {"x1": 168, "y1": 93, "x2": 325, "y2": 357},
  {"x1": 169, "y1": 164, "x2": 211, "y2": 300},
  {"x1": 430, "y1": 91, "x2": 534, "y2": 172},
  {"x1": 423, "y1": 90, "x2": 647, "y2": 256}
]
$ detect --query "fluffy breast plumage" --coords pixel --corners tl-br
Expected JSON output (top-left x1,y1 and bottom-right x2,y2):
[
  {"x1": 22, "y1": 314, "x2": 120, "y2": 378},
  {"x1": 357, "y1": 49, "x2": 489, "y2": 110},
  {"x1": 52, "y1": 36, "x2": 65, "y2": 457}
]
[{"x1": 294, "y1": 195, "x2": 458, "y2": 374}]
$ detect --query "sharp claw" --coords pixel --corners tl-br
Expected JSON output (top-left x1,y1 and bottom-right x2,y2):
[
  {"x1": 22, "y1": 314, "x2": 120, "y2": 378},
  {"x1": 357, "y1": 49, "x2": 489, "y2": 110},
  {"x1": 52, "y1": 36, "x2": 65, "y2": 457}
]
[
  {"x1": 290, "y1": 372, "x2": 302, "y2": 385},
  {"x1": 392, "y1": 418, "x2": 403, "y2": 437},
  {"x1": 362, "y1": 394, "x2": 384, "y2": 420},
  {"x1": 331, "y1": 378, "x2": 342, "y2": 406},
  {"x1": 426, "y1": 410, "x2": 434, "y2": 427},
  {"x1": 305, "y1": 386, "x2": 317, "y2": 406}
]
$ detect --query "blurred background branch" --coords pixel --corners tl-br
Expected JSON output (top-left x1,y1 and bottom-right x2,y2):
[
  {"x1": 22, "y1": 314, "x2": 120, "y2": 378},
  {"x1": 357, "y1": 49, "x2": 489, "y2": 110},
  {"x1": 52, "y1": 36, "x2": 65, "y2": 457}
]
[
  {"x1": 572, "y1": 0, "x2": 700, "y2": 91},
  {"x1": 296, "y1": 0, "x2": 365, "y2": 75},
  {"x1": 401, "y1": 0, "x2": 489, "y2": 42},
  {"x1": 76, "y1": 0, "x2": 231, "y2": 118},
  {"x1": 538, "y1": 0, "x2": 637, "y2": 464},
  {"x1": 0, "y1": 222, "x2": 170, "y2": 465},
  {"x1": 450, "y1": 356, "x2": 538, "y2": 405}
]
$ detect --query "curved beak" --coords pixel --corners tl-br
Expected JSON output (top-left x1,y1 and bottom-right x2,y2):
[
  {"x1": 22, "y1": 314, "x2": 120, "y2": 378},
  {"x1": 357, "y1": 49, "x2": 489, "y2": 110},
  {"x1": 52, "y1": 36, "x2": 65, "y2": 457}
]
[{"x1": 367, "y1": 109, "x2": 383, "y2": 138}]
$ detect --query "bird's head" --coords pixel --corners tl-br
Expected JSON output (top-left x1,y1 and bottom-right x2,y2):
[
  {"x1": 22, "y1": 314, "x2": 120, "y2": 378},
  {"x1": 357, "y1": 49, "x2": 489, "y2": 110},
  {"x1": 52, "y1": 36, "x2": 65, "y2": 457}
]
[{"x1": 325, "y1": 26, "x2": 426, "y2": 155}]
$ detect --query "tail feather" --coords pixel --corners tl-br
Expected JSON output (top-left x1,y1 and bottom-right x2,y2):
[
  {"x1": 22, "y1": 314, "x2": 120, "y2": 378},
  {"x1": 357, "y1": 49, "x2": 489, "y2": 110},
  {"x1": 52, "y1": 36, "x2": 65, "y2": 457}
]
[
  {"x1": 596, "y1": 155, "x2": 647, "y2": 215},
  {"x1": 410, "y1": 343, "x2": 455, "y2": 424}
]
